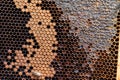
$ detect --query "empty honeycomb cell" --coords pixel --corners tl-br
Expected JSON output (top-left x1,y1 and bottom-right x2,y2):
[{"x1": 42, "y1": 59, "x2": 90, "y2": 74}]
[{"x1": 27, "y1": 0, "x2": 31, "y2": 3}]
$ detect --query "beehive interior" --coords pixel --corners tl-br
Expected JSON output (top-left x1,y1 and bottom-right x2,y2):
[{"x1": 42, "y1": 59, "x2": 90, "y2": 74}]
[{"x1": 0, "y1": 0, "x2": 119, "y2": 80}]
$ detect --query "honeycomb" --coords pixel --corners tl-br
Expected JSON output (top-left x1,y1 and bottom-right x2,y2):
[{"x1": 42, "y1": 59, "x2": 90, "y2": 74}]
[{"x1": 0, "y1": 0, "x2": 119, "y2": 80}]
